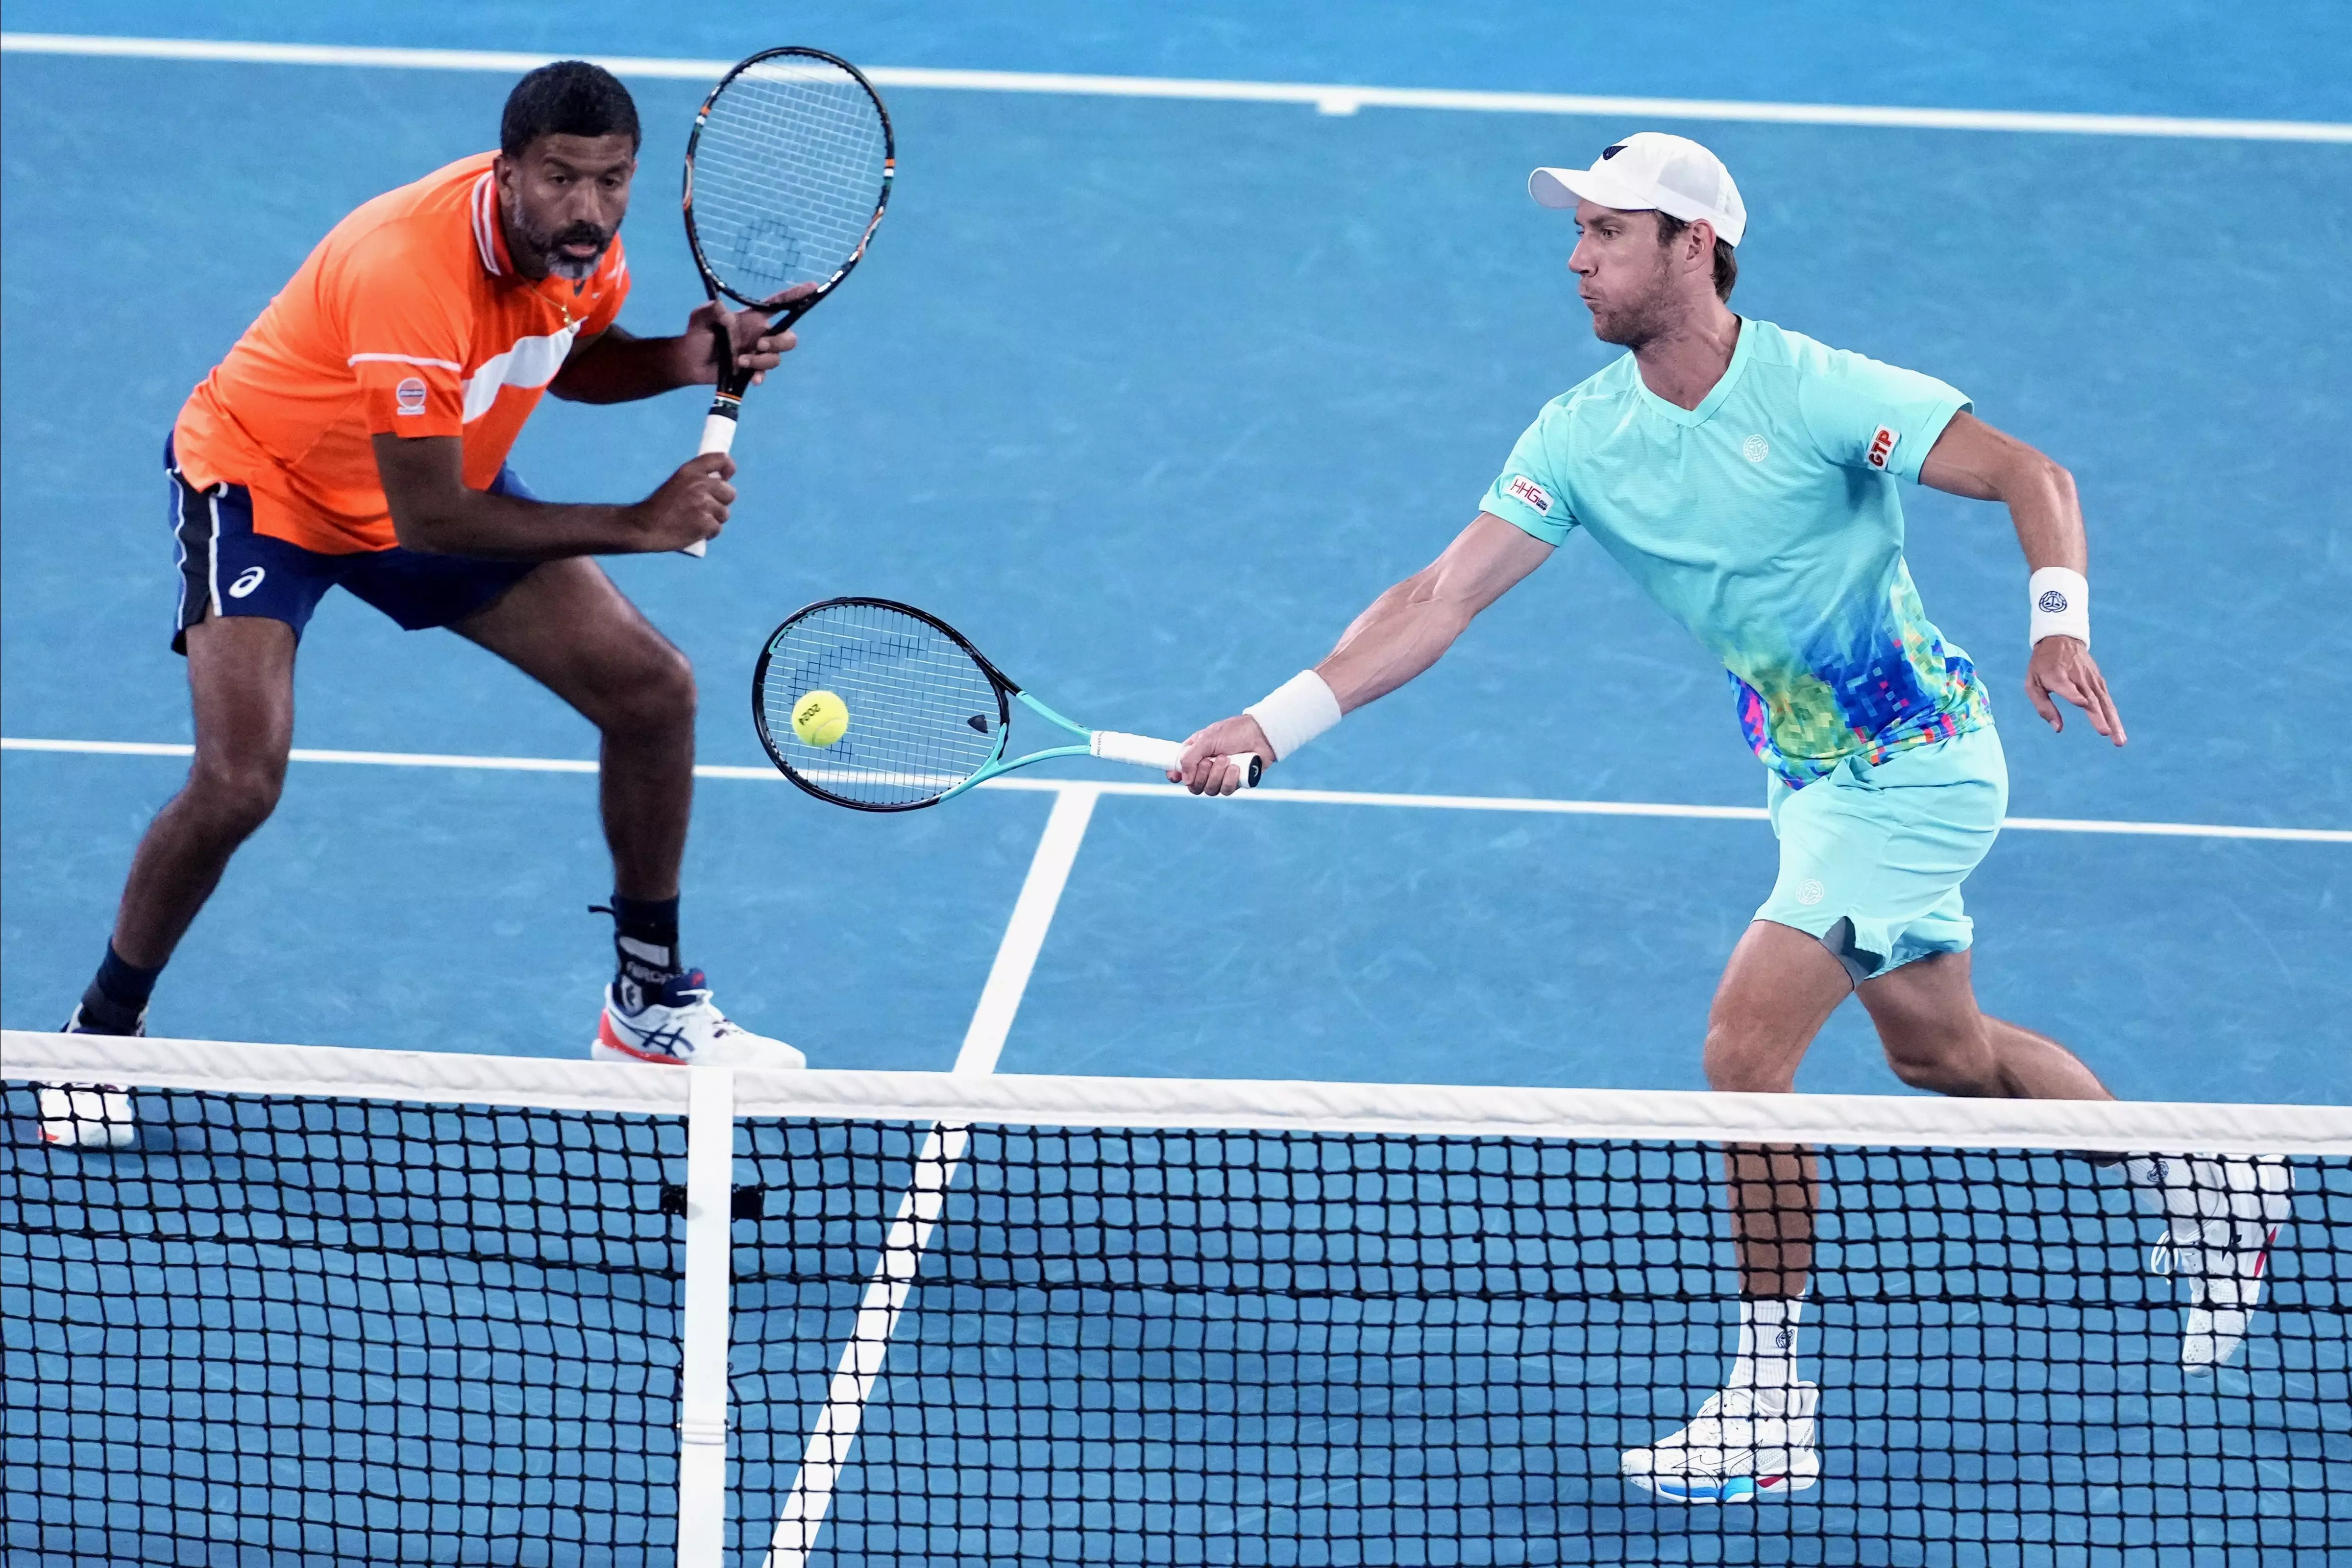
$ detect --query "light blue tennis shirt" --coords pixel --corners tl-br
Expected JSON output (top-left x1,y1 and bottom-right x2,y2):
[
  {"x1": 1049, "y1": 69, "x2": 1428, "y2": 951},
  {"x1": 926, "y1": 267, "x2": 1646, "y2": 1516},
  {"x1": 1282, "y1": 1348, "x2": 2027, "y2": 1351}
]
[{"x1": 1481, "y1": 318, "x2": 1991, "y2": 786}]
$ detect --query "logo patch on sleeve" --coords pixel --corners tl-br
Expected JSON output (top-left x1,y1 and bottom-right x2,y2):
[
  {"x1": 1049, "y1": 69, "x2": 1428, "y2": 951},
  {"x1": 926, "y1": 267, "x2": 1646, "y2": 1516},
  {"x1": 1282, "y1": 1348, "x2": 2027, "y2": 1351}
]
[
  {"x1": 1504, "y1": 474, "x2": 1554, "y2": 516},
  {"x1": 1865, "y1": 425, "x2": 1899, "y2": 470},
  {"x1": 395, "y1": 378, "x2": 429, "y2": 416}
]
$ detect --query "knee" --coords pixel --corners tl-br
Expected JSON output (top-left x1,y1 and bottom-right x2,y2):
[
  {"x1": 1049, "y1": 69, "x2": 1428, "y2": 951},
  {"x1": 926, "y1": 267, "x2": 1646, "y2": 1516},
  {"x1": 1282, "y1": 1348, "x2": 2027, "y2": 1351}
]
[
  {"x1": 1877, "y1": 1021, "x2": 1985, "y2": 1094},
  {"x1": 1884, "y1": 1050, "x2": 1956, "y2": 1092},
  {"x1": 1703, "y1": 1020, "x2": 1798, "y2": 1094},
  {"x1": 597, "y1": 639, "x2": 697, "y2": 736},
  {"x1": 184, "y1": 754, "x2": 285, "y2": 839}
]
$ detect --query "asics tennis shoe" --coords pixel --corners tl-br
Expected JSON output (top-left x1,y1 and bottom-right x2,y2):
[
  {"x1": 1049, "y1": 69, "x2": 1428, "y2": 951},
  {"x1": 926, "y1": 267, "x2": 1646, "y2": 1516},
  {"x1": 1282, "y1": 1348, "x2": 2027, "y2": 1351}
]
[
  {"x1": 1620, "y1": 1381, "x2": 1821, "y2": 1503},
  {"x1": 41, "y1": 1003, "x2": 143, "y2": 1148},
  {"x1": 2134, "y1": 1154, "x2": 2293, "y2": 1370},
  {"x1": 593, "y1": 970, "x2": 805, "y2": 1069}
]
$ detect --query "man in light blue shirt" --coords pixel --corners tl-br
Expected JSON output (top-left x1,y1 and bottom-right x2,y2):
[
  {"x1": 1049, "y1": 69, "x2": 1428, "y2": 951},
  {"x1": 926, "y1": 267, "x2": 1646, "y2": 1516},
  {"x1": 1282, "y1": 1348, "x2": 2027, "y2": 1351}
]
[{"x1": 1175, "y1": 133, "x2": 2287, "y2": 1503}]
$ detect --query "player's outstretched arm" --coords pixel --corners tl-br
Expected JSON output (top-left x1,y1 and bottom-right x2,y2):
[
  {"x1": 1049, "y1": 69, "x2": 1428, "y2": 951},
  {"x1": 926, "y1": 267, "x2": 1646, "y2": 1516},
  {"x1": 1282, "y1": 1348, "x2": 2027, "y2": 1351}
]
[
  {"x1": 1919, "y1": 410, "x2": 2126, "y2": 746},
  {"x1": 1173, "y1": 513, "x2": 1552, "y2": 794}
]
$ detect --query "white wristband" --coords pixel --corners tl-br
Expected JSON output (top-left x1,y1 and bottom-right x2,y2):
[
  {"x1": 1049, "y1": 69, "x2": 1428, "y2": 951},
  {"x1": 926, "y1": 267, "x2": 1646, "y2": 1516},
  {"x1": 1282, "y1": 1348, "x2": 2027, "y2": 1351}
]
[
  {"x1": 1244, "y1": 670, "x2": 1343, "y2": 762},
  {"x1": 2029, "y1": 567, "x2": 2090, "y2": 648}
]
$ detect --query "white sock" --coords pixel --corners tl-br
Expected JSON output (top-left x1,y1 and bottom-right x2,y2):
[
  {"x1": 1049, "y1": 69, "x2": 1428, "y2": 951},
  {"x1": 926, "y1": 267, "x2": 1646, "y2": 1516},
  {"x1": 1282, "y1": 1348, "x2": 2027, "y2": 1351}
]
[{"x1": 1730, "y1": 1297, "x2": 1805, "y2": 1390}]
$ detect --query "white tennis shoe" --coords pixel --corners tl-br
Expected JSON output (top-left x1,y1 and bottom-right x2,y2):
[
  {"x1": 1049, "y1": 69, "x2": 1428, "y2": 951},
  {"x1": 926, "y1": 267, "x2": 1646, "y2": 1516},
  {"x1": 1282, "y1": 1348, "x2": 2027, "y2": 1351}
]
[
  {"x1": 593, "y1": 971, "x2": 806, "y2": 1069},
  {"x1": 2136, "y1": 1154, "x2": 2293, "y2": 1370},
  {"x1": 41, "y1": 1003, "x2": 142, "y2": 1148},
  {"x1": 1620, "y1": 1381, "x2": 1821, "y2": 1503},
  {"x1": 37, "y1": 1083, "x2": 137, "y2": 1149}
]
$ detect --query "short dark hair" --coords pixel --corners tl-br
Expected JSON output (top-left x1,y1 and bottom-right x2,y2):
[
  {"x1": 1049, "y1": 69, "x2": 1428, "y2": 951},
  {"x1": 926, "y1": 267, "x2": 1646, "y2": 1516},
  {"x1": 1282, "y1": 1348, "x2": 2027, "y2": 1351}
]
[
  {"x1": 1654, "y1": 212, "x2": 1738, "y2": 302},
  {"x1": 500, "y1": 61, "x2": 640, "y2": 158}
]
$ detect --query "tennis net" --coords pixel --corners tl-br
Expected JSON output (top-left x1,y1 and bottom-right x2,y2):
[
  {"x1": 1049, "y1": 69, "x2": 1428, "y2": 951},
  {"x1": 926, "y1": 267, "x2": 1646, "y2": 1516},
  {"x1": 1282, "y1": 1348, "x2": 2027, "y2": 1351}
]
[{"x1": 5, "y1": 1032, "x2": 2348, "y2": 1566}]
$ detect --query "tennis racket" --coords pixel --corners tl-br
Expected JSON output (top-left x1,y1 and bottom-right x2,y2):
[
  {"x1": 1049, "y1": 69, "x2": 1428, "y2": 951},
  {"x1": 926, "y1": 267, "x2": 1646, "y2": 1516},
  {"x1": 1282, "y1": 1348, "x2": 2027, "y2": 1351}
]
[
  {"x1": 752, "y1": 598, "x2": 1263, "y2": 811},
  {"x1": 680, "y1": 47, "x2": 894, "y2": 556}
]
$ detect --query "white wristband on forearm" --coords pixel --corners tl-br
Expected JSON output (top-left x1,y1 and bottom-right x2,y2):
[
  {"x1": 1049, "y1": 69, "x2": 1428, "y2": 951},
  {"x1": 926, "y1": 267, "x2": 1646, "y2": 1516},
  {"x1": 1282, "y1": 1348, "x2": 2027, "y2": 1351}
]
[
  {"x1": 1244, "y1": 670, "x2": 1343, "y2": 761},
  {"x1": 2029, "y1": 567, "x2": 2090, "y2": 648}
]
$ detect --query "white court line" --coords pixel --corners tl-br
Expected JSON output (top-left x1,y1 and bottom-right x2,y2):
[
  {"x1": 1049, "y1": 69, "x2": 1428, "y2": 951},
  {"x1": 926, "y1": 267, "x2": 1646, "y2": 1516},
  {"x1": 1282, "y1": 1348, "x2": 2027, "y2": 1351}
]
[
  {"x1": 761, "y1": 784, "x2": 1101, "y2": 1568},
  {"x1": 5, "y1": 736, "x2": 2347, "y2": 844},
  {"x1": 3, "y1": 32, "x2": 2349, "y2": 143}
]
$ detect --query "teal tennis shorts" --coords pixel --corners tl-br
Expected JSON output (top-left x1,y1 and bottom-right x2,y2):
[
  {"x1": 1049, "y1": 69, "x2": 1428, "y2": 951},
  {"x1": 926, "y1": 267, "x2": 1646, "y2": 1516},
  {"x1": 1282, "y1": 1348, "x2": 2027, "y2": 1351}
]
[{"x1": 1754, "y1": 724, "x2": 2009, "y2": 982}]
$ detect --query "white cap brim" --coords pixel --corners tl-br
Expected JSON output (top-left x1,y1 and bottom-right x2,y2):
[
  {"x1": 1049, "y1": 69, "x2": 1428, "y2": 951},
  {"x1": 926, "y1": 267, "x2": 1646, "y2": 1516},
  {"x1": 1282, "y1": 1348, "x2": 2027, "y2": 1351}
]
[
  {"x1": 1527, "y1": 164, "x2": 1742, "y2": 244},
  {"x1": 1529, "y1": 166, "x2": 1655, "y2": 213}
]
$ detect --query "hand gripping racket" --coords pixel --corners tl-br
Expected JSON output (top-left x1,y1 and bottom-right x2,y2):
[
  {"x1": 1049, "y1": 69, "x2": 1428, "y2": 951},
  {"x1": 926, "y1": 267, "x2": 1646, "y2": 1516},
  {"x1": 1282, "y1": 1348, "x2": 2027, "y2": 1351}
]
[
  {"x1": 752, "y1": 598, "x2": 1263, "y2": 811},
  {"x1": 680, "y1": 47, "x2": 894, "y2": 556}
]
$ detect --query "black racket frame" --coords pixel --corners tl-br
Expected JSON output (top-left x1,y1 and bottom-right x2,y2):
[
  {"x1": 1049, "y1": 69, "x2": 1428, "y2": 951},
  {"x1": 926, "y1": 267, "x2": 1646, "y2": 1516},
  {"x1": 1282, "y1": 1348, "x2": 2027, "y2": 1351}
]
[
  {"x1": 682, "y1": 47, "x2": 897, "y2": 408},
  {"x1": 752, "y1": 596, "x2": 1016, "y2": 813}
]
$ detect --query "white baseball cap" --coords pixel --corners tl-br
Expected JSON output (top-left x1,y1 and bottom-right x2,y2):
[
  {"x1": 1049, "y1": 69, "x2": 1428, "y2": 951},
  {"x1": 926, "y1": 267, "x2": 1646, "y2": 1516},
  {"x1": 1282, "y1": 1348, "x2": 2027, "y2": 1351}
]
[{"x1": 1529, "y1": 133, "x2": 1747, "y2": 247}]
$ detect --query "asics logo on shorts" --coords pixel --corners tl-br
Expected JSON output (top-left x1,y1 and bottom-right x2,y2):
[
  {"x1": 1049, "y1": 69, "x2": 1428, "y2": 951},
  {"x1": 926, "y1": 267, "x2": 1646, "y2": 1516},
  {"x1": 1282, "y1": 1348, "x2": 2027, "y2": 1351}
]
[{"x1": 228, "y1": 567, "x2": 267, "y2": 600}]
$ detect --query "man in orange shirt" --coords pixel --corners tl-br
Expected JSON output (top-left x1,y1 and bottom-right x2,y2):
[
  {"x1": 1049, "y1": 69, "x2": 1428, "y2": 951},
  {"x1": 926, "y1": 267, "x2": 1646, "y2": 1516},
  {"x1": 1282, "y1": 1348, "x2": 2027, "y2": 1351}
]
[{"x1": 66, "y1": 62, "x2": 803, "y2": 1067}]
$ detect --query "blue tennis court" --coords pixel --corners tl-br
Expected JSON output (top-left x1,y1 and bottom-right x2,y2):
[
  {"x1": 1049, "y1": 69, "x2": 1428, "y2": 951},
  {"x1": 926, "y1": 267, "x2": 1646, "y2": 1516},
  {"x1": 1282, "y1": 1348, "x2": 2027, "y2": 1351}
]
[{"x1": 3, "y1": 4, "x2": 2349, "y2": 1564}]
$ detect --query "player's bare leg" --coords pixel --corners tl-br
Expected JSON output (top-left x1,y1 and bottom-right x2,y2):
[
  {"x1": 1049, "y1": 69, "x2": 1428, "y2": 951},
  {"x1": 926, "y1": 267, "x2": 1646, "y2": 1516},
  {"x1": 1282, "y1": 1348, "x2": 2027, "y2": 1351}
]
[
  {"x1": 1621, "y1": 921, "x2": 1846, "y2": 1501},
  {"x1": 1860, "y1": 949, "x2": 2295, "y2": 1370},
  {"x1": 49, "y1": 616, "x2": 294, "y2": 1142},
  {"x1": 1857, "y1": 949, "x2": 2111, "y2": 1100},
  {"x1": 1702, "y1": 921, "x2": 1851, "y2": 1297},
  {"x1": 103, "y1": 617, "x2": 297, "y2": 999},
  {"x1": 455, "y1": 559, "x2": 801, "y2": 1068},
  {"x1": 454, "y1": 557, "x2": 694, "y2": 901}
]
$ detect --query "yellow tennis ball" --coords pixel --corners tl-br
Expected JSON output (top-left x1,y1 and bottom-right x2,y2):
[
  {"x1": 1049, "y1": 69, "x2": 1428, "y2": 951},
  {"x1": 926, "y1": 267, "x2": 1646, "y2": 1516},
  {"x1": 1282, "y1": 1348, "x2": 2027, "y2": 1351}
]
[{"x1": 792, "y1": 689, "x2": 849, "y2": 748}]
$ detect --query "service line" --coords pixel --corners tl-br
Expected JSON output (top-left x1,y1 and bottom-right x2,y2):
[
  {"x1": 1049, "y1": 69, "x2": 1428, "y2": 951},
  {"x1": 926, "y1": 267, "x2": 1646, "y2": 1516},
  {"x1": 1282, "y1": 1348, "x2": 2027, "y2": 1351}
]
[{"x1": 4, "y1": 736, "x2": 2346, "y2": 844}]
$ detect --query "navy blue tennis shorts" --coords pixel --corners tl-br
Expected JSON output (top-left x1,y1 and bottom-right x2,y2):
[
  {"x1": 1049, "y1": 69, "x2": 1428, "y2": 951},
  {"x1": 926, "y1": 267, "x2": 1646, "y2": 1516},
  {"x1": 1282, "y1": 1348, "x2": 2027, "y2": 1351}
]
[{"x1": 165, "y1": 434, "x2": 539, "y2": 655}]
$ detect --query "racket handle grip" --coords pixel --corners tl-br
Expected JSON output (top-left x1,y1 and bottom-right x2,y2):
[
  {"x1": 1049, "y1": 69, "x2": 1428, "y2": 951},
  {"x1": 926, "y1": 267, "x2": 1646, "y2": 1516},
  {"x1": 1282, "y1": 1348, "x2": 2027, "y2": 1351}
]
[
  {"x1": 681, "y1": 410, "x2": 739, "y2": 558},
  {"x1": 1091, "y1": 731, "x2": 1262, "y2": 790}
]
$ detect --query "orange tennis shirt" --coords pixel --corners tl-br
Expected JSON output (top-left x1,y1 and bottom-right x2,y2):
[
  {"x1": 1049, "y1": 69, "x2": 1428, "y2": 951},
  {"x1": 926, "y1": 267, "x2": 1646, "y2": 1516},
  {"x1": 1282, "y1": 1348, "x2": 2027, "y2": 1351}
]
[{"x1": 172, "y1": 152, "x2": 631, "y2": 555}]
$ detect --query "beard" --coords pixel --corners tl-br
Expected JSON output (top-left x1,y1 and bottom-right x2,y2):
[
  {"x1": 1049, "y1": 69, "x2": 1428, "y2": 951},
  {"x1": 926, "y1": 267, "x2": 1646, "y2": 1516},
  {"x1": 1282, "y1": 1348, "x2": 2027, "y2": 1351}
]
[
  {"x1": 1583, "y1": 260, "x2": 1678, "y2": 349},
  {"x1": 505, "y1": 198, "x2": 613, "y2": 282},
  {"x1": 1586, "y1": 289, "x2": 1677, "y2": 349}
]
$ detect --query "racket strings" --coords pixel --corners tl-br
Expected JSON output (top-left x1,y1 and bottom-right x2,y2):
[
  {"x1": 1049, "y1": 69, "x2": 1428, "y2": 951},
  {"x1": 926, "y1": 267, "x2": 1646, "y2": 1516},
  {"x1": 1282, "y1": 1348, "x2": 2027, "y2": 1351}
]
[
  {"x1": 692, "y1": 58, "x2": 889, "y2": 299},
  {"x1": 760, "y1": 603, "x2": 1003, "y2": 807}
]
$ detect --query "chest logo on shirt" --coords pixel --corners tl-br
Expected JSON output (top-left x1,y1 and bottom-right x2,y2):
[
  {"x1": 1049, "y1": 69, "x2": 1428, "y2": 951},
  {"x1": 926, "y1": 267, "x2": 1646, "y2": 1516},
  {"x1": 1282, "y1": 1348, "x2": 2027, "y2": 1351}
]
[
  {"x1": 1866, "y1": 425, "x2": 1900, "y2": 470},
  {"x1": 394, "y1": 378, "x2": 428, "y2": 416},
  {"x1": 1504, "y1": 474, "x2": 1554, "y2": 516},
  {"x1": 1741, "y1": 434, "x2": 1769, "y2": 463}
]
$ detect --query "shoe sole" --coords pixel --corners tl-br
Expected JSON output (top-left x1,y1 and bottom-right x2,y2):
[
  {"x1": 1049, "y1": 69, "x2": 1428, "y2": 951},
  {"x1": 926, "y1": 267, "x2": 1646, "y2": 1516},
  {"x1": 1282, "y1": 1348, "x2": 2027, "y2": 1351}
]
[
  {"x1": 1624, "y1": 1458, "x2": 1820, "y2": 1504},
  {"x1": 591, "y1": 1036, "x2": 685, "y2": 1066}
]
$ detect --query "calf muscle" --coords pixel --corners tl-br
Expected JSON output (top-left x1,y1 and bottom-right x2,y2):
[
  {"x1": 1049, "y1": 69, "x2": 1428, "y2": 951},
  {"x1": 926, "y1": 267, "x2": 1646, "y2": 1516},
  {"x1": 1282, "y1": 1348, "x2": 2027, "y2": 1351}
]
[
  {"x1": 455, "y1": 559, "x2": 695, "y2": 900},
  {"x1": 1859, "y1": 950, "x2": 2113, "y2": 1102},
  {"x1": 111, "y1": 617, "x2": 297, "y2": 966}
]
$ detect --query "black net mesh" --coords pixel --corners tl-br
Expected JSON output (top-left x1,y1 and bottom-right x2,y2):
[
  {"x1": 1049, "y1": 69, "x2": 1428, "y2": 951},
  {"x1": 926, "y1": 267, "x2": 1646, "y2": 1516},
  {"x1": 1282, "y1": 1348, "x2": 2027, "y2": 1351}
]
[
  {"x1": 3, "y1": 1079, "x2": 685, "y2": 1566},
  {"x1": 728, "y1": 1120, "x2": 2350, "y2": 1567},
  {"x1": 7, "y1": 1070, "x2": 2347, "y2": 1565}
]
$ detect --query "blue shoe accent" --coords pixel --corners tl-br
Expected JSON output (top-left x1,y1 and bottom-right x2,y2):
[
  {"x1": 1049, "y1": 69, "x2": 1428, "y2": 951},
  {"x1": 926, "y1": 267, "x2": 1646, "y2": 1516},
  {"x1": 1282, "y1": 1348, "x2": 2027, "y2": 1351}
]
[
  {"x1": 655, "y1": 968, "x2": 710, "y2": 1008},
  {"x1": 618, "y1": 967, "x2": 708, "y2": 1017}
]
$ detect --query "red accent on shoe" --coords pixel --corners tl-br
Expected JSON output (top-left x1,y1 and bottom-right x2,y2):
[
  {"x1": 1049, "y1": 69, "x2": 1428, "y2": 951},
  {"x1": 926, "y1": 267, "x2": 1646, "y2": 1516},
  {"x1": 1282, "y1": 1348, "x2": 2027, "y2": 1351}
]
[{"x1": 598, "y1": 1011, "x2": 682, "y2": 1064}]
